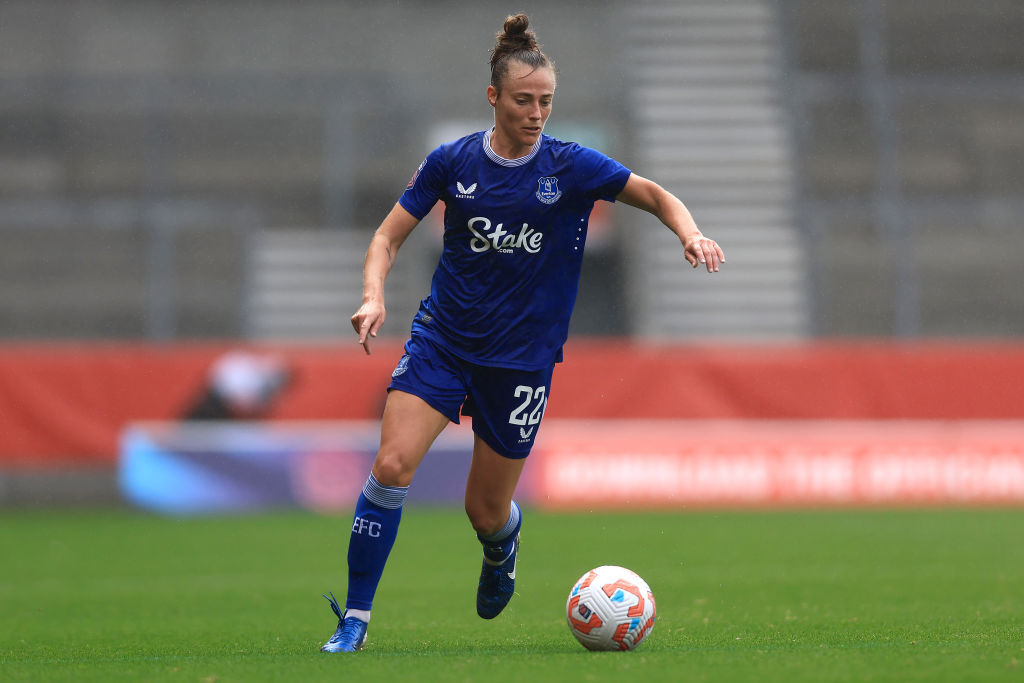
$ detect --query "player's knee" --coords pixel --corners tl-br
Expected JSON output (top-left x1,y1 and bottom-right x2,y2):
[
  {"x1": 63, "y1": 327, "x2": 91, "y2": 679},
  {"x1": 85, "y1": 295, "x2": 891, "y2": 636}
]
[{"x1": 371, "y1": 450, "x2": 415, "y2": 488}]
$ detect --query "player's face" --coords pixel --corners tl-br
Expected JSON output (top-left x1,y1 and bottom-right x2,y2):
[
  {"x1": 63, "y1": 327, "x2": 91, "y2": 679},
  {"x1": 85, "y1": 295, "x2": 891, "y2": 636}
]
[{"x1": 487, "y1": 61, "x2": 556, "y2": 157}]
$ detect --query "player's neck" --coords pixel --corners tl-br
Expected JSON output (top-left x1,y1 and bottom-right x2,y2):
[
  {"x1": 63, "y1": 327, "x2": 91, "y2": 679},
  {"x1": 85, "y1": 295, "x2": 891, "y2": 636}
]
[{"x1": 488, "y1": 128, "x2": 533, "y2": 160}]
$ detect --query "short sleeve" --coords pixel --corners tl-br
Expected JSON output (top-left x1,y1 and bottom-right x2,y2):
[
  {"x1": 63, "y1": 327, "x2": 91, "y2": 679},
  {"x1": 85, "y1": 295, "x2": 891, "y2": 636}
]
[
  {"x1": 398, "y1": 145, "x2": 448, "y2": 219},
  {"x1": 573, "y1": 145, "x2": 632, "y2": 202}
]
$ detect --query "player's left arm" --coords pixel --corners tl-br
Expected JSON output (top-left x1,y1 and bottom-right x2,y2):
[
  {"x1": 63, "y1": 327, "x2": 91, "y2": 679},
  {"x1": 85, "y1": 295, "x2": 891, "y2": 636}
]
[{"x1": 616, "y1": 173, "x2": 724, "y2": 272}]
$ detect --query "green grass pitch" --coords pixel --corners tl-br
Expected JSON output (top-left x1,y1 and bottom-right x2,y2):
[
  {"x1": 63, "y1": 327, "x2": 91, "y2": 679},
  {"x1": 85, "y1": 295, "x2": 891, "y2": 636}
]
[{"x1": 2, "y1": 507, "x2": 1023, "y2": 682}]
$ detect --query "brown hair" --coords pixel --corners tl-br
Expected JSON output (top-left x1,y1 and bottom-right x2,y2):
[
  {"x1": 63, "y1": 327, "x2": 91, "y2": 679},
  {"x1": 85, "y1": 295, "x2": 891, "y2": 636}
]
[{"x1": 489, "y1": 13, "x2": 555, "y2": 91}]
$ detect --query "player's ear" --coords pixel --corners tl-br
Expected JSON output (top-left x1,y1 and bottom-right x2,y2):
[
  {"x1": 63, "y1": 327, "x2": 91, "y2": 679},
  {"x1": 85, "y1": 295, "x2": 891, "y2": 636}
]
[{"x1": 487, "y1": 85, "x2": 498, "y2": 108}]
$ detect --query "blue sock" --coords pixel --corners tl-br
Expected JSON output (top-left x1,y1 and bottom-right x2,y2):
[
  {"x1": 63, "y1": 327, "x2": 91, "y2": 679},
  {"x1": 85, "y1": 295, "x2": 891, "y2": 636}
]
[
  {"x1": 345, "y1": 473, "x2": 408, "y2": 611},
  {"x1": 478, "y1": 500, "x2": 521, "y2": 563}
]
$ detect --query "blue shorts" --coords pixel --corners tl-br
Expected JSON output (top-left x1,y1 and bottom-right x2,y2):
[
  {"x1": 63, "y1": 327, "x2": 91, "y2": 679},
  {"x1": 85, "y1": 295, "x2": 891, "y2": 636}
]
[{"x1": 387, "y1": 334, "x2": 554, "y2": 459}]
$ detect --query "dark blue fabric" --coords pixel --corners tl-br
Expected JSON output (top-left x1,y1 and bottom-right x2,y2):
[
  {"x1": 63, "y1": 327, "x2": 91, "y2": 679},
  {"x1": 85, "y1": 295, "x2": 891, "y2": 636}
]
[
  {"x1": 345, "y1": 491, "x2": 403, "y2": 610},
  {"x1": 398, "y1": 131, "x2": 631, "y2": 370}
]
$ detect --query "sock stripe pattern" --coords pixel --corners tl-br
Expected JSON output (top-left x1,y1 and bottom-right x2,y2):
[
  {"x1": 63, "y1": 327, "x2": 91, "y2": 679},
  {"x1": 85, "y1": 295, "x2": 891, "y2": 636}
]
[
  {"x1": 480, "y1": 500, "x2": 521, "y2": 543},
  {"x1": 362, "y1": 473, "x2": 408, "y2": 510},
  {"x1": 345, "y1": 474, "x2": 408, "y2": 611},
  {"x1": 478, "y1": 500, "x2": 521, "y2": 563}
]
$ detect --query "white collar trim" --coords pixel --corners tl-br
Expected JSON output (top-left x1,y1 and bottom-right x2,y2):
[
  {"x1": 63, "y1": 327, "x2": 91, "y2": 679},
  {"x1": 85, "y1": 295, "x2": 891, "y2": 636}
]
[{"x1": 482, "y1": 128, "x2": 541, "y2": 167}]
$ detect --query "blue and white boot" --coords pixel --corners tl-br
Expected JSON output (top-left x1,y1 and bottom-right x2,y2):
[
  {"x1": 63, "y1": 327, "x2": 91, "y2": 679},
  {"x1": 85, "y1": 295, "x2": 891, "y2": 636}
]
[
  {"x1": 320, "y1": 592, "x2": 368, "y2": 652},
  {"x1": 476, "y1": 533, "x2": 519, "y2": 619}
]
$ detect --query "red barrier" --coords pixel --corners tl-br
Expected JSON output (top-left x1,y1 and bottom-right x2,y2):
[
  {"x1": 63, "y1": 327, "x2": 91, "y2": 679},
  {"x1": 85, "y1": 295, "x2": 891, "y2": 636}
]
[
  {"x1": 1, "y1": 340, "x2": 1023, "y2": 465},
  {"x1": 0, "y1": 342, "x2": 405, "y2": 466},
  {"x1": 552, "y1": 340, "x2": 1024, "y2": 420}
]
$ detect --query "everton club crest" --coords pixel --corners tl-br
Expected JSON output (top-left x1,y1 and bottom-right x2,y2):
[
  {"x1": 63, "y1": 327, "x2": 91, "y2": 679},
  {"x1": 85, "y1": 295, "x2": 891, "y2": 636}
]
[{"x1": 535, "y1": 176, "x2": 562, "y2": 205}]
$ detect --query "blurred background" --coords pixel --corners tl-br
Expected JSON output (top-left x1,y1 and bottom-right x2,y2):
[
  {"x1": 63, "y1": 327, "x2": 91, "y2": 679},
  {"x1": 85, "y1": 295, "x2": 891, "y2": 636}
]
[{"x1": 1, "y1": 0, "x2": 1023, "y2": 509}]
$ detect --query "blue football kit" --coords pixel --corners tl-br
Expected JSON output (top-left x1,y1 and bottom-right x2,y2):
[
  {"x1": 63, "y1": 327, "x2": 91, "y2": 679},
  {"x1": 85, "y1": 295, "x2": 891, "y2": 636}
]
[
  {"x1": 329, "y1": 131, "x2": 632, "y2": 635},
  {"x1": 389, "y1": 129, "x2": 631, "y2": 457}
]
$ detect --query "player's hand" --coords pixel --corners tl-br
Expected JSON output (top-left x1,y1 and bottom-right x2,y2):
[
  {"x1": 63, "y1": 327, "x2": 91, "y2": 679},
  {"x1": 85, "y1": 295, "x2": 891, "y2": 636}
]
[
  {"x1": 683, "y1": 235, "x2": 725, "y2": 273},
  {"x1": 350, "y1": 300, "x2": 386, "y2": 355}
]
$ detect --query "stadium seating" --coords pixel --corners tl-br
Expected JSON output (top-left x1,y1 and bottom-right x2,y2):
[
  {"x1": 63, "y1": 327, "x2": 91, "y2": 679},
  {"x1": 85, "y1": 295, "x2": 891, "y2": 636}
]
[{"x1": 0, "y1": 0, "x2": 1020, "y2": 339}]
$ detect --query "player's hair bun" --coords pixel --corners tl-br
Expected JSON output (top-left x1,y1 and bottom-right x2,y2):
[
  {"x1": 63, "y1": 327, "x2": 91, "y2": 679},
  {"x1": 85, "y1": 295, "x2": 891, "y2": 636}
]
[
  {"x1": 489, "y1": 13, "x2": 555, "y2": 90},
  {"x1": 495, "y1": 13, "x2": 538, "y2": 55}
]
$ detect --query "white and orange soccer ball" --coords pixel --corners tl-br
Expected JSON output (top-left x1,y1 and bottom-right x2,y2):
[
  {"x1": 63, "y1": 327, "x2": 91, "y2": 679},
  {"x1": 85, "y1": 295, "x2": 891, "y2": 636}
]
[{"x1": 566, "y1": 565, "x2": 657, "y2": 651}]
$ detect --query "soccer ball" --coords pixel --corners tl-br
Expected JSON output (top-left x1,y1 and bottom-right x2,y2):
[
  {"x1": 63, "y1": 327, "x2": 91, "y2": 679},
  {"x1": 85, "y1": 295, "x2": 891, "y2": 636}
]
[{"x1": 566, "y1": 565, "x2": 656, "y2": 651}]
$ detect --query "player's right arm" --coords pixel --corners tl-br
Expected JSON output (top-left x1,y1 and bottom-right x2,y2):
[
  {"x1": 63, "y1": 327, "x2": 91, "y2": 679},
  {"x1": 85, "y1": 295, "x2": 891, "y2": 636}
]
[{"x1": 350, "y1": 202, "x2": 421, "y2": 355}]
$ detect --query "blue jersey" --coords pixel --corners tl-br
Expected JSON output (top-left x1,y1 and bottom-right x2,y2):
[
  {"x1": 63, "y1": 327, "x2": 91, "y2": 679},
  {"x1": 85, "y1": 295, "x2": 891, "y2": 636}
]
[{"x1": 398, "y1": 129, "x2": 632, "y2": 370}]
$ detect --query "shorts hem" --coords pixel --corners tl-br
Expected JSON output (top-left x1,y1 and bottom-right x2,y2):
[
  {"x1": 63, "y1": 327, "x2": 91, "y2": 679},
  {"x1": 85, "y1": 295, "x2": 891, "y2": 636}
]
[
  {"x1": 386, "y1": 386, "x2": 461, "y2": 425},
  {"x1": 472, "y1": 425, "x2": 531, "y2": 460}
]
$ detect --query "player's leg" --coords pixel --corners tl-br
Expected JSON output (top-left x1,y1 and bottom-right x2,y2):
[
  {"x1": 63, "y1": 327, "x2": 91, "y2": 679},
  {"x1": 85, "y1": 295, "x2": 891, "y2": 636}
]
[
  {"x1": 323, "y1": 390, "x2": 448, "y2": 651},
  {"x1": 465, "y1": 435, "x2": 526, "y2": 542},
  {"x1": 349, "y1": 389, "x2": 449, "y2": 605},
  {"x1": 322, "y1": 390, "x2": 449, "y2": 652},
  {"x1": 465, "y1": 435, "x2": 527, "y2": 618},
  {"x1": 464, "y1": 364, "x2": 552, "y2": 619},
  {"x1": 322, "y1": 335, "x2": 468, "y2": 652}
]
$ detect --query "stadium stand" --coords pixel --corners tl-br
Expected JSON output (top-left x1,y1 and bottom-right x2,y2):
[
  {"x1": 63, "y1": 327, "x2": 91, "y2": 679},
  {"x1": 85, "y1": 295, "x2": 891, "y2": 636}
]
[{"x1": 0, "y1": 0, "x2": 1021, "y2": 340}]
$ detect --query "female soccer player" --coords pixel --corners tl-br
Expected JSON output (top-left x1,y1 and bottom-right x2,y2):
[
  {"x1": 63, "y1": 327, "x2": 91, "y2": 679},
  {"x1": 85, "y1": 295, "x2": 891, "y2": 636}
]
[{"x1": 321, "y1": 13, "x2": 724, "y2": 652}]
